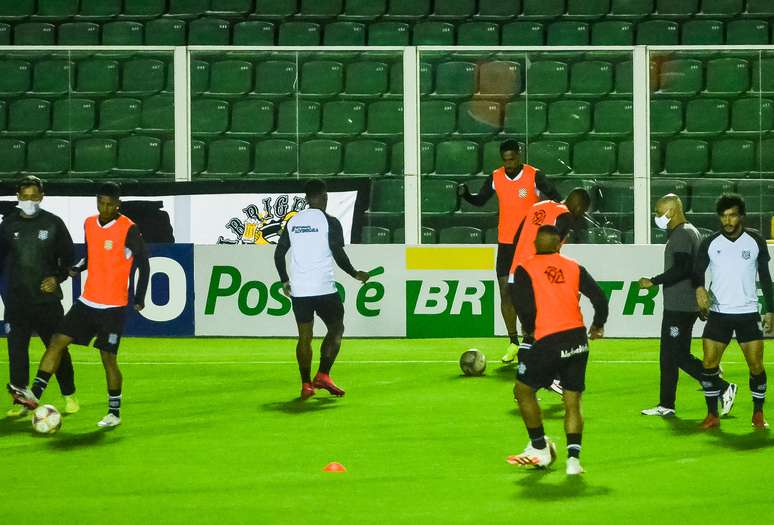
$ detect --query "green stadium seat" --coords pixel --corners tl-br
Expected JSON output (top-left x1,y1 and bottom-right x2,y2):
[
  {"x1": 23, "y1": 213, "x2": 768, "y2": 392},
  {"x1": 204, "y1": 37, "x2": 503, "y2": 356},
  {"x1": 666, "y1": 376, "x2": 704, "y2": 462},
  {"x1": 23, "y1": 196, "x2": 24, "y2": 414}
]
[
  {"x1": 420, "y1": 100, "x2": 456, "y2": 138},
  {"x1": 0, "y1": 0, "x2": 35, "y2": 20},
  {"x1": 746, "y1": 0, "x2": 774, "y2": 16},
  {"x1": 342, "y1": 0, "x2": 387, "y2": 20},
  {"x1": 252, "y1": 139, "x2": 297, "y2": 176},
  {"x1": 210, "y1": 0, "x2": 253, "y2": 15},
  {"x1": 144, "y1": 18, "x2": 187, "y2": 45},
  {"x1": 320, "y1": 100, "x2": 366, "y2": 137},
  {"x1": 476, "y1": 0, "x2": 520, "y2": 19},
  {"x1": 664, "y1": 139, "x2": 709, "y2": 176},
  {"x1": 457, "y1": 22, "x2": 500, "y2": 46},
  {"x1": 544, "y1": 100, "x2": 592, "y2": 138},
  {"x1": 75, "y1": 59, "x2": 119, "y2": 96},
  {"x1": 623, "y1": 228, "x2": 667, "y2": 244},
  {"x1": 360, "y1": 226, "x2": 391, "y2": 244},
  {"x1": 479, "y1": 61, "x2": 521, "y2": 97},
  {"x1": 49, "y1": 98, "x2": 95, "y2": 136},
  {"x1": 0, "y1": 23, "x2": 10, "y2": 45},
  {"x1": 34, "y1": 0, "x2": 78, "y2": 18},
  {"x1": 301, "y1": 61, "x2": 343, "y2": 97},
  {"x1": 580, "y1": 226, "x2": 623, "y2": 244},
  {"x1": 189, "y1": 18, "x2": 231, "y2": 45},
  {"x1": 657, "y1": 59, "x2": 703, "y2": 97},
  {"x1": 735, "y1": 180, "x2": 774, "y2": 212},
  {"x1": 393, "y1": 226, "x2": 437, "y2": 244},
  {"x1": 8, "y1": 99, "x2": 51, "y2": 135},
  {"x1": 96, "y1": 98, "x2": 142, "y2": 134},
  {"x1": 683, "y1": 98, "x2": 729, "y2": 137},
  {"x1": 608, "y1": 0, "x2": 653, "y2": 19},
  {"x1": 186, "y1": 140, "x2": 204, "y2": 176},
  {"x1": 689, "y1": 179, "x2": 735, "y2": 212},
  {"x1": 568, "y1": 60, "x2": 613, "y2": 97},
  {"x1": 369, "y1": 178, "x2": 404, "y2": 212},
  {"x1": 298, "y1": 0, "x2": 343, "y2": 17},
  {"x1": 385, "y1": 0, "x2": 431, "y2": 18},
  {"x1": 72, "y1": 138, "x2": 117, "y2": 177},
  {"x1": 698, "y1": 0, "x2": 742, "y2": 18},
  {"x1": 300, "y1": 139, "x2": 343, "y2": 176},
  {"x1": 655, "y1": 0, "x2": 697, "y2": 18},
  {"x1": 279, "y1": 22, "x2": 321, "y2": 45},
  {"x1": 77, "y1": 0, "x2": 120, "y2": 18},
  {"x1": 458, "y1": 101, "x2": 501, "y2": 137},
  {"x1": 547, "y1": 21, "x2": 590, "y2": 46},
  {"x1": 598, "y1": 179, "x2": 634, "y2": 212},
  {"x1": 275, "y1": 100, "x2": 321, "y2": 136},
  {"x1": 566, "y1": 0, "x2": 609, "y2": 18},
  {"x1": 120, "y1": 59, "x2": 165, "y2": 96},
  {"x1": 413, "y1": 22, "x2": 455, "y2": 45},
  {"x1": 422, "y1": 179, "x2": 458, "y2": 213},
  {"x1": 32, "y1": 60, "x2": 73, "y2": 96},
  {"x1": 730, "y1": 97, "x2": 774, "y2": 135},
  {"x1": 232, "y1": 21, "x2": 275, "y2": 45},
  {"x1": 389, "y1": 61, "x2": 433, "y2": 96},
  {"x1": 191, "y1": 99, "x2": 230, "y2": 137},
  {"x1": 115, "y1": 135, "x2": 161, "y2": 177},
  {"x1": 368, "y1": 21, "x2": 410, "y2": 45},
  {"x1": 617, "y1": 140, "x2": 662, "y2": 174},
  {"x1": 0, "y1": 139, "x2": 25, "y2": 175},
  {"x1": 432, "y1": 61, "x2": 477, "y2": 98},
  {"x1": 440, "y1": 226, "x2": 483, "y2": 244},
  {"x1": 725, "y1": 19, "x2": 769, "y2": 45},
  {"x1": 432, "y1": 0, "x2": 476, "y2": 19},
  {"x1": 366, "y1": 100, "x2": 403, "y2": 137},
  {"x1": 57, "y1": 22, "x2": 100, "y2": 45},
  {"x1": 27, "y1": 138, "x2": 71, "y2": 175},
  {"x1": 527, "y1": 141, "x2": 571, "y2": 175},
  {"x1": 525, "y1": 61, "x2": 568, "y2": 98},
  {"x1": 324, "y1": 21, "x2": 366, "y2": 45},
  {"x1": 253, "y1": 0, "x2": 297, "y2": 18},
  {"x1": 12, "y1": 23, "x2": 53, "y2": 46},
  {"x1": 166, "y1": 0, "x2": 208, "y2": 18},
  {"x1": 204, "y1": 139, "x2": 250, "y2": 178},
  {"x1": 208, "y1": 60, "x2": 254, "y2": 96},
  {"x1": 343, "y1": 140, "x2": 388, "y2": 175},
  {"x1": 651, "y1": 178, "x2": 689, "y2": 206},
  {"x1": 650, "y1": 99, "x2": 683, "y2": 137},
  {"x1": 572, "y1": 140, "x2": 616, "y2": 175},
  {"x1": 0, "y1": 100, "x2": 5, "y2": 131},
  {"x1": 705, "y1": 58, "x2": 750, "y2": 96},
  {"x1": 343, "y1": 61, "x2": 388, "y2": 98},
  {"x1": 435, "y1": 140, "x2": 480, "y2": 176},
  {"x1": 636, "y1": 20, "x2": 679, "y2": 44},
  {"x1": 503, "y1": 100, "x2": 547, "y2": 137},
  {"x1": 681, "y1": 19, "x2": 724, "y2": 45},
  {"x1": 751, "y1": 59, "x2": 774, "y2": 96},
  {"x1": 710, "y1": 139, "x2": 754, "y2": 177},
  {"x1": 253, "y1": 61, "x2": 296, "y2": 98},
  {"x1": 190, "y1": 60, "x2": 210, "y2": 95},
  {"x1": 391, "y1": 141, "x2": 435, "y2": 174},
  {"x1": 614, "y1": 60, "x2": 632, "y2": 96},
  {"x1": 0, "y1": 60, "x2": 31, "y2": 96},
  {"x1": 140, "y1": 94, "x2": 173, "y2": 132},
  {"x1": 101, "y1": 22, "x2": 144, "y2": 45},
  {"x1": 591, "y1": 21, "x2": 634, "y2": 45},
  {"x1": 120, "y1": 0, "x2": 166, "y2": 18},
  {"x1": 501, "y1": 21, "x2": 545, "y2": 45},
  {"x1": 483, "y1": 226, "x2": 498, "y2": 243},
  {"x1": 227, "y1": 99, "x2": 275, "y2": 137},
  {"x1": 521, "y1": 0, "x2": 565, "y2": 19}
]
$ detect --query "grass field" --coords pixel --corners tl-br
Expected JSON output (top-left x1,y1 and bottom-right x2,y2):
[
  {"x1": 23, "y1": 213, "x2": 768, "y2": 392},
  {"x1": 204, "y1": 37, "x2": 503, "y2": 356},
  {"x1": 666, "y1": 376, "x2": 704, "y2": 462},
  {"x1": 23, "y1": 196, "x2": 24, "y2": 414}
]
[{"x1": 1, "y1": 337, "x2": 774, "y2": 524}]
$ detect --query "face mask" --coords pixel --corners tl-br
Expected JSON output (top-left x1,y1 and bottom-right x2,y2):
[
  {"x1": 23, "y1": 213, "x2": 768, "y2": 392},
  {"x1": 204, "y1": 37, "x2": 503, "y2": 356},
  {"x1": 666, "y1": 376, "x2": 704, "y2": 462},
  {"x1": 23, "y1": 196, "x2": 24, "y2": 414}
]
[
  {"x1": 18, "y1": 200, "x2": 41, "y2": 216},
  {"x1": 654, "y1": 213, "x2": 670, "y2": 230}
]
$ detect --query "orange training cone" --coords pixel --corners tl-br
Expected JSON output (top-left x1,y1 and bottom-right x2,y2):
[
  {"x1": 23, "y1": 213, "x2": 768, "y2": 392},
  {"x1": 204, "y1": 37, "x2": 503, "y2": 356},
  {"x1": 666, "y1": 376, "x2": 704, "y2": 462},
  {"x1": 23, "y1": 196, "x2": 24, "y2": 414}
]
[{"x1": 322, "y1": 462, "x2": 347, "y2": 473}]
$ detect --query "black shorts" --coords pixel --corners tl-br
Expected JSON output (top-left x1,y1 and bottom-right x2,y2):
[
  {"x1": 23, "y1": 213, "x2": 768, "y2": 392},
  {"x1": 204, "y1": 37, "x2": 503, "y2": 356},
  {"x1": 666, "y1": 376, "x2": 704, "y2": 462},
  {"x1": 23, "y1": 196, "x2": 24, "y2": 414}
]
[
  {"x1": 496, "y1": 243, "x2": 515, "y2": 278},
  {"x1": 58, "y1": 301, "x2": 127, "y2": 354},
  {"x1": 517, "y1": 327, "x2": 589, "y2": 392},
  {"x1": 291, "y1": 292, "x2": 344, "y2": 326},
  {"x1": 702, "y1": 311, "x2": 763, "y2": 344}
]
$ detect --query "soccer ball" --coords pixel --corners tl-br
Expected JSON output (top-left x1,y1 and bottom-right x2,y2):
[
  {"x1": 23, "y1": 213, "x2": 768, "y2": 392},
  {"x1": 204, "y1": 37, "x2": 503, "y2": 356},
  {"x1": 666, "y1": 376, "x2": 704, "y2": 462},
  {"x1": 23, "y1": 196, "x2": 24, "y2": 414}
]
[
  {"x1": 460, "y1": 349, "x2": 487, "y2": 376},
  {"x1": 32, "y1": 405, "x2": 62, "y2": 434}
]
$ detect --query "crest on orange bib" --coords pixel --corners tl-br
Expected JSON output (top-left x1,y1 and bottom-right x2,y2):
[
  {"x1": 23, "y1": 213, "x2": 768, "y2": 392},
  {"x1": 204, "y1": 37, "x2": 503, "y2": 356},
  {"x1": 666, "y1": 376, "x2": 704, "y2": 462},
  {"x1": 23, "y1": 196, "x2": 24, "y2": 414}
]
[
  {"x1": 104, "y1": 240, "x2": 113, "y2": 250},
  {"x1": 518, "y1": 188, "x2": 528, "y2": 198}
]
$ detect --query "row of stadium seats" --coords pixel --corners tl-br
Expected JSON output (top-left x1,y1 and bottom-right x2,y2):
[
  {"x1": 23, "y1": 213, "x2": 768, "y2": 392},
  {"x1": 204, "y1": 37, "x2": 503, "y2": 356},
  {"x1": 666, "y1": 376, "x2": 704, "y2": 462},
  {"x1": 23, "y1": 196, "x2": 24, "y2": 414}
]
[{"x1": 5, "y1": 18, "x2": 774, "y2": 46}]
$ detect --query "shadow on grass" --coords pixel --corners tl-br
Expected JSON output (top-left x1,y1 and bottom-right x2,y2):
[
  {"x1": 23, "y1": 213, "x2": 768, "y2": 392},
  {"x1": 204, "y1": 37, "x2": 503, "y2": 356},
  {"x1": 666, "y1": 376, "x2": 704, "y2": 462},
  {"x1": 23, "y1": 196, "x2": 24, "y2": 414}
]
[
  {"x1": 261, "y1": 397, "x2": 339, "y2": 415},
  {"x1": 513, "y1": 470, "x2": 612, "y2": 500},
  {"x1": 47, "y1": 429, "x2": 118, "y2": 450},
  {"x1": 0, "y1": 414, "x2": 30, "y2": 434},
  {"x1": 666, "y1": 416, "x2": 774, "y2": 450}
]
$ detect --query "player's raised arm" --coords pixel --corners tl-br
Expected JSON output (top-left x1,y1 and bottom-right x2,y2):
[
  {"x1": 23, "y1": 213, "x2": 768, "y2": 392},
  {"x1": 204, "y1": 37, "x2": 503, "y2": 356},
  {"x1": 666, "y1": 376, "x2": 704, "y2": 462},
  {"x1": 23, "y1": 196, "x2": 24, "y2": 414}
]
[
  {"x1": 579, "y1": 266, "x2": 608, "y2": 339},
  {"x1": 535, "y1": 170, "x2": 561, "y2": 202},
  {"x1": 457, "y1": 174, "x2": 494, "y2": 207}
]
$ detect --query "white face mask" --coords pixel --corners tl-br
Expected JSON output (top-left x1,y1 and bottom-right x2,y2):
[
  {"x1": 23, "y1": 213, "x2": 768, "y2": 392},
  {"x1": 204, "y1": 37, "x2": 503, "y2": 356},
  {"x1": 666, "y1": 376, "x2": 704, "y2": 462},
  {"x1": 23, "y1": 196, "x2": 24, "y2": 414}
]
[
  {"x1": 654, "y1": 213, "x2": 670, "y2": 230},
  {"x1": 18, "y1": 200, "x2": 41, "y2": 216}
]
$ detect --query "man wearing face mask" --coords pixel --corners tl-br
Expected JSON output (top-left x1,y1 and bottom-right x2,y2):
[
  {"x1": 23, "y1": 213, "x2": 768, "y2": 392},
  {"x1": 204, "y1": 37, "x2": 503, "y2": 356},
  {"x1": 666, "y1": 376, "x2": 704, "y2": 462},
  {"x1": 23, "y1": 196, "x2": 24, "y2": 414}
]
[
  {"x1": 0, "y1": 176, "x2": 78, "y2": 417},
  {"x1": 638, "y1": 194, "x2": 736, "y2": 418}
]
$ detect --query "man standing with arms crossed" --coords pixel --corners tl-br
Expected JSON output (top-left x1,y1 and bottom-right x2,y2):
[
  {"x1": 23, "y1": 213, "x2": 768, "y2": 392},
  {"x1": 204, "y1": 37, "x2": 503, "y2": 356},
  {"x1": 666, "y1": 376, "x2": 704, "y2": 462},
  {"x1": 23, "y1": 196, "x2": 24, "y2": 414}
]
[
  {"x1": 639, "y1": 194, "x2": 736, "y2": 417},
  {"x1": 458, "y1": 140, "x2": 560, "y2": 363}
]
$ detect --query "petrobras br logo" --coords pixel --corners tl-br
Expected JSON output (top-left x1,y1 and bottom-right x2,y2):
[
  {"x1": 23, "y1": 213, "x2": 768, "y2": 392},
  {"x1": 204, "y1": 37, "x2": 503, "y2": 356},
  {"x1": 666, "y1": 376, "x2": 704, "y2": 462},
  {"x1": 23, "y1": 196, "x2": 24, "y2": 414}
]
[
  {"x1": 406, "y1": 280, "x2": 495, "y2": 338},
  {"x1": 218, "y1": 196, "x2": 307, "y2": 245}
]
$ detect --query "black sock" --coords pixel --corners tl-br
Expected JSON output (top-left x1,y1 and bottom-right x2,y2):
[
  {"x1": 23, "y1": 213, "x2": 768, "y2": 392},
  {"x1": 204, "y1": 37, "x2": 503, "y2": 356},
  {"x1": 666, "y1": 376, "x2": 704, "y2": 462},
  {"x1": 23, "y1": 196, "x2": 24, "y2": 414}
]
[
  {"x1": 750, "y1": 371, "x2": 767, "y2": 412},
  {"x1": 527, "y1": 425, "x2": 546, "y2": 450},
  {"x1": 701, "y1": 367, "x2": 722, "y2": 416},
  {"x1": 567, "y1": 433, "x2": 582, "y2": 459},
  {"x1": 108, "y1": 389, "x2": 121, "y2": 418},
  {"x1": 31, "y1": 370, "x2": 52, "y2": 399},
  {"x1": 509, "y1": 333, "x2": 520, "y2": 345},
  {"x1": 319, "y1": 354, "x2": 334, "y2": 375},
  {"x1": 300, "y1": 365, "x2": 312, "y2": 384}
]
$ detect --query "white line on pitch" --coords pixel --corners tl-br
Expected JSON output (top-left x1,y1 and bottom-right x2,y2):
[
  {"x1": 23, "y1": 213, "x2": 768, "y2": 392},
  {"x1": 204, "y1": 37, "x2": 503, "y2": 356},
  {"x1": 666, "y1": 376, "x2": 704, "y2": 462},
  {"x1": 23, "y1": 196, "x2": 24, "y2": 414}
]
[{"x1": 0, "y1": 359, "x2": 763, "y2": 366}]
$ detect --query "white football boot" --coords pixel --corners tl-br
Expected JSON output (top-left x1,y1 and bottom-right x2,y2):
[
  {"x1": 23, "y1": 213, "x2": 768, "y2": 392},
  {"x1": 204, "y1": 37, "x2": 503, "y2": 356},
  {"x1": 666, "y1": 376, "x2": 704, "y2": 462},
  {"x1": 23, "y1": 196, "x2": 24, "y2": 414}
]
[
  {"x1": 97, "y1": 414, "x2": 121, "y2": 428},
  {"x1": 566, "y1": 457, "x2": 585, "y2": 476}
]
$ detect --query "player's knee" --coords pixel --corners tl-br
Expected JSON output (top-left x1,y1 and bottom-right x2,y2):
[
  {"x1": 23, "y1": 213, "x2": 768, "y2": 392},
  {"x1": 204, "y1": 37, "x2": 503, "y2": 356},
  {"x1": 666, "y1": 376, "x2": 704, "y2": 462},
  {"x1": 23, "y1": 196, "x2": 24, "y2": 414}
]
[{"x1": 48, "y1": 334, "x2": 70, "y2": 354}]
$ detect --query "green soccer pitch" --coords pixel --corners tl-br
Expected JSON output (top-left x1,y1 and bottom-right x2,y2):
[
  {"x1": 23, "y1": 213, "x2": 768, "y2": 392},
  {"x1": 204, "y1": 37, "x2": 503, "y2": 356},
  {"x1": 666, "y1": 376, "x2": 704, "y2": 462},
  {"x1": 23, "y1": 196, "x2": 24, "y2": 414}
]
[{"x1": 1, "y1": 338, "x2": 773, "y2": 524}]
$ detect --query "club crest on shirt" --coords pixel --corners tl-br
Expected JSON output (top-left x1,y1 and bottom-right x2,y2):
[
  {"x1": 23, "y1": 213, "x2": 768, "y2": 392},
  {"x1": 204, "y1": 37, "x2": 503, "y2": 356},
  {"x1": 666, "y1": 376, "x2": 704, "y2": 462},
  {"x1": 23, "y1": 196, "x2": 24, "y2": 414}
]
[
  {"x1": 517, "y1": 362, "x2": 527, "y2": 375},
  {"x1": 104, "y1": 239, "x2": 113, "y2": 250},
  {"x1": 670, "y1": 326, "x2": 680, "y2": 338},
  {"x1": 37, "y1": 229, "x2": 48, "y2": 241},
  {"x1": 12, "y1": 231, "x2": 19, "y2": 239},
  {"x1": 741, "y1": 250, "x2": 751, "y2": 260},
  {"x1": 518, "y1": 188, "x2": 528, "y2": 199},
  {"x1": 219, "y1": 195, "x2": 307, "y2": 245}
]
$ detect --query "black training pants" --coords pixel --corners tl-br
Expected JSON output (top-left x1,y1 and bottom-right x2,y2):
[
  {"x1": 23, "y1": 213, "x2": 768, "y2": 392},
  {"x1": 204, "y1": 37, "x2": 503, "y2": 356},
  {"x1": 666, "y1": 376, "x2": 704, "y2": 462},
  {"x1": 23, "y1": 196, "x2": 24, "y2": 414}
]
[{"x1": 659, "y1": 310, "x2": 704, "y2": 410}]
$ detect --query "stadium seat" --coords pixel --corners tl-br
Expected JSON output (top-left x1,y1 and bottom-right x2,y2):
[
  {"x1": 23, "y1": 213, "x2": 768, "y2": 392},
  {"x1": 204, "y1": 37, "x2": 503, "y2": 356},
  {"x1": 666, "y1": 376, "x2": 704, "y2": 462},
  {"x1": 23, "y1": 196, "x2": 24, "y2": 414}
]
[
  {"x1": 32, "y1": 60, "x2": 73, "y2": 96},
  {"x1": 341, "y1": 0, "x2": 387, "y2": 20},
  {"x1": 457, "y1": 22, "x2": 500, "y2": 46},
  {"x1": 591, "y1": 21, "x2": 634, "y2": 45},
  {"x1": 252, "y1": 139, "x2": 297, "y2": 176},
  {"x1": 115, "y1": 135, "x2": 162, "y2": 177},
  {"x1": 650, "y1": 99, "x2": 683, "y2": 137},
  {"x1": 324, "y1": 21, "x2": 366, "y2": 45},
  {"x1": 413, "y1": 22, "x2": 455, "y2": 45},
  {"x1": 8, "y1": 99, "x2": 51, "y2": 135},
  {"x1": 343, "y1": 61, "x2": 388, "y2": 98},
  {"x1": 422, "y1": 179, "x2": 458, "y2": 213},
  {"x1": 369, "y1": 178, "x2": 404, "y2": 213},
  {"x1": 689, "y1": 179, "x2": 735, "y2": 212},
  {"x1": 188, "y1": 140, "x2": 205, "y2": 175},
  {"x1": 525, "y1": 61, "x2": 568, "y2": 98},
  {"x1": 253, "y1": 61, "x2": 296, "y2": 98},
  {"x1": 589, "y1": 99, "x2": 632, "y2": 139},
  {"x1": 96, "y1": 98, "x2": 142, "y2": 134},
  {"x1": 210, "y1": 0, "x2": 253, "y2": 15},
  {"x1": 655, "y1": 0, "x2": 697, "y2": 18},
  {"x1": 598, "y1": 180, "x2": 634, "y2": 212},
  {"x1": 227, "y1": 100, "x2": 275, "y2": 137},
  {"x1": 735, "y1": 180, "x2": 774, "y2": 212},
  {"x1": 300, "y1": 61, "x2": 344, "y2": 97},
  {"x1": 608, "y1": 0, "x2": 653, "y2": 19},
  {"x1": 657, "y1": 59, "x2": 703, "y2": 97},
  {"x1": 391, "y1": 141, "x2": 435, "y2": 174},
  {"x1": 725, "y1": 20, "x2": 769, "y2": 45},
  {"x1": 77, "y1": 0, "x2": 121, "y2": 18},
  {"x1": 730, "y1": 97, "x2": 774, "y2": 135},
  {"x1": 432, "y1": 61, "x2": 477, "y2": 98},
  {"x1": 566, "y1": 0, "x2": 609, "y2": 18},
  {"x1": 0, "y1": 139, "x2": 25, "y2": 174},
  {"x1": 190, "y1": 60, "x2": 210, "y2": 95},
  {"x1": 343, "y1": 140, "x2": 388, "y2": 175},
  {"x1": 232, "y1": 21, "x2": 275, "y2": 45},
  {"x1": 0, "y1": 0, "x2": 35, "y2": 20},
  {"x1": 298, "y1": 0, "x2": 343, "y2": 17},
  {"x1": 389, "y1": 61, "x2": 433, "y2": 96},
  {"x1": 420, "y1": 100, "x2": 456, "y2": 138},
  {"x1": 72, "y1": 138, "x2": 117, "y2": 177},
  {"x1": 189, "y1": 18, "x2": 231, "y2": 45},
  {"x1": 385, "y1": 0, "x2": 431, "y2": 18},
  {"x1": 746, "y1": 0, "x2": 774, "y2": 16},
  {"x1": 0, "y1": 100, "x2": 5, "y2": 130},
  {"x1": 440, "y1": 226, "x2": 482, "y2": 244},
  {"x1": 527, "y1": 141, "x2": 571, "y2": 175},
  {"x1": 503, "y1": 100, "x2": 547, "y2": 137},
  {"x1": 432, "y1": 0, "x2": 476, "y2": 19},
  {"x1": 0, "y1": 60, "x2": 31, "y2": 96},
  {"x1": 57, "y1": 22, "x2": 100, "y2": 45},
  {"x1": 521, "y1": 0, "x2": 565, "y2": 19},
  {"x1": 393, "y1": 226, "x2": 437, "y2": 244},
  {"x1": 578, "y1": 227, "x2": 622, "y2": 244},
  {"x1": 568, "y1": 61, "x2": 613, "y2": 98},
  {"x1": 622, "y1": 228, "x2": 667, "y2": 244},
  {"x1": 683, "y1": 98, "x2": 729, "y2": 137},
  {"x1": 320, "y1": 101, "x2": 366, "y2": 137},
  {"x1": 191, "y1": 99, "x2": 230, "y2": 137},
  {"x1": 27, "y1": 138, "x2": 71, "y2": 175},
  {"x1": 614, "y1": 60, "x2": 632, "y2": 96},
  {"x1": 434, "y1": 141, "x2": 480, "y2": 176},
  {"x1": 120, "y1": 59, "x2": 165, "y2": 96},
  {"x1": 360, "y1": 226, "x2": 391, "y2": 244},
  {"x1": 698, "y1": 0, "x2": 743, "y2": 18},
  {"x1": 14, "y1": 23, "x2": 56, "y2": 45},
  {"x1": 479, "y1": 61, "x2": 521, "y2": 97},
  {"x1": 121, "y1": 0, "x2": 166, "y2": 18},
  {"x1": 484, "y1": 226, "x2": 498, "y2": 243},
  {"x1": 102, "y1": 21, "x2": 144, "y2": 45},
  {"x1": 49, "y1": 98, "x2": 95, "y2": 136},
  {"x1": 751, "y1": 59, "x2": 774, "y2": 96},
  {"x1": 300, "y1": 139, "x2": 343, "y2": 175},
  {"x1": 278, "y1": 22, "x2": 321, "y2": 46},
  {"x1": 366, "y1": 100, "x2": 404, "y2": 137},
  {"x1": 140, "y1": 94, "x2": 173, "y2": 132},
  {"x1": 253, "y1": 0, "x2": 298, "y2": 18},
  {"x1": 368, "y1": 21, "x2": 410, "y2": 45},
  {"x1": 0, "y1": 24, "x2": 10, "y2": 45},
  {"x1": 710, "y1": 139, "x2": 754, "y2": 177},
  {"x1": 458, "y1": 101, "x2": 501, "y2": 137},
  {"x1": 144, "y1": 18, "x2": 187, "y2": 45},
  {"x1": 705, "y1": 58, "x2": 750, "y2": 97},
  {"x1": 651, "y1": 179, "x2": 689, "y2": 206},
  {"x1": 204, "y1": 139, "x2": 250, "y2": 178},
  {"x1": 274, "y1": 100, "x2": 321, "y2": 137},
  {"x1": 166, "y1": 0, "x2": 208, "y2": 19},
  {"x1": 572, "y1": 140, "x2": 616, "y2": 176},
  {"x1": 208, "y1": 60, "x2": 253, "y2": 97},
  {"x1": 681, "y1": 19, "x2": 724, "y2": 45},
  {"x1": 501, "y1": 21, "x2": 545, "y2": 45},
  {"x1": 636, "y1": 20, "x2": 679, "y2": 44},
  {"x1": 616, "y1": 140, "x2": 658, "y2": 175},
  {"x1": 75, "y1": 60, "x2": 119, "y2": 96},
  {"x1": 664, "y1": 139, "x2": 709, "y2": 176},
  {"x1": 546, "y1": 21, "x2": 590, "y2": 46},
  {"x1": 544, "y1": 100, "x2": 592, "y2": 138}
]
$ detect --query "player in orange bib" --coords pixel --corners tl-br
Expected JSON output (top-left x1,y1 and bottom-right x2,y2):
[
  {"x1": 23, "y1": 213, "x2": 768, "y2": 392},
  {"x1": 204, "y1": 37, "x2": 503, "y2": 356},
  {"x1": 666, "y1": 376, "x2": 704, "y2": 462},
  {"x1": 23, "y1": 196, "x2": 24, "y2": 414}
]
[
  {"x1": 458, "y1": 140, "x2": 559, "y2": 363},
  {"x1": 507, "y1": 226, "x2": 608, "y2": 475}
]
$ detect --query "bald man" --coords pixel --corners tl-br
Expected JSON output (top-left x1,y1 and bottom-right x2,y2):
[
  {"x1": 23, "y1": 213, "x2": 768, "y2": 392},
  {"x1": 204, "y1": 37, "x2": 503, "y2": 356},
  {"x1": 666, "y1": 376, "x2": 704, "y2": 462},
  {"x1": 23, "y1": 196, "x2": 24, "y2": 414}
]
[{"x1": 638, "y1": 195, "x2": 736, "y2": 417}]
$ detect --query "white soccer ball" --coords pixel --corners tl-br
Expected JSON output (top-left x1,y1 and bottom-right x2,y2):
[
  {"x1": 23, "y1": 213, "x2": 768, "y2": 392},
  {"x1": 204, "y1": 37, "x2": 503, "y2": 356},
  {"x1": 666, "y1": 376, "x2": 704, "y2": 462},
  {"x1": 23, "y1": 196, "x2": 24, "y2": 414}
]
[
  {"x1": 460, "y1": 349, "x2": 487, "y2": 376},
  {"x1": 32, "y1": 404, "x2": 62, "y2": 434}
]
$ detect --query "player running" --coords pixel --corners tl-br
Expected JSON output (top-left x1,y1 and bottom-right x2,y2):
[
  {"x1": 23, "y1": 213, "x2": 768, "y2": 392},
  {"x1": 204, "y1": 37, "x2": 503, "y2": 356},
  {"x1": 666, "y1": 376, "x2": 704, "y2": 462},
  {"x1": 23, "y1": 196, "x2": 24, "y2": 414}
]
[
  {"x1": 457, "y1": 140, "x2": 559, "y2": 364},
  {"x1": 7, "y1": 183, "x2": 150, "y2": 428},
  {"x1": 693, "y1": 194, "x2": 773, "y2": 430},
  {"x1": 274, "y1": 179, "x2": 370, "y2": 401},
  {"x1": 508, "y1": 225, "x2": 608, "y2": 475}
]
